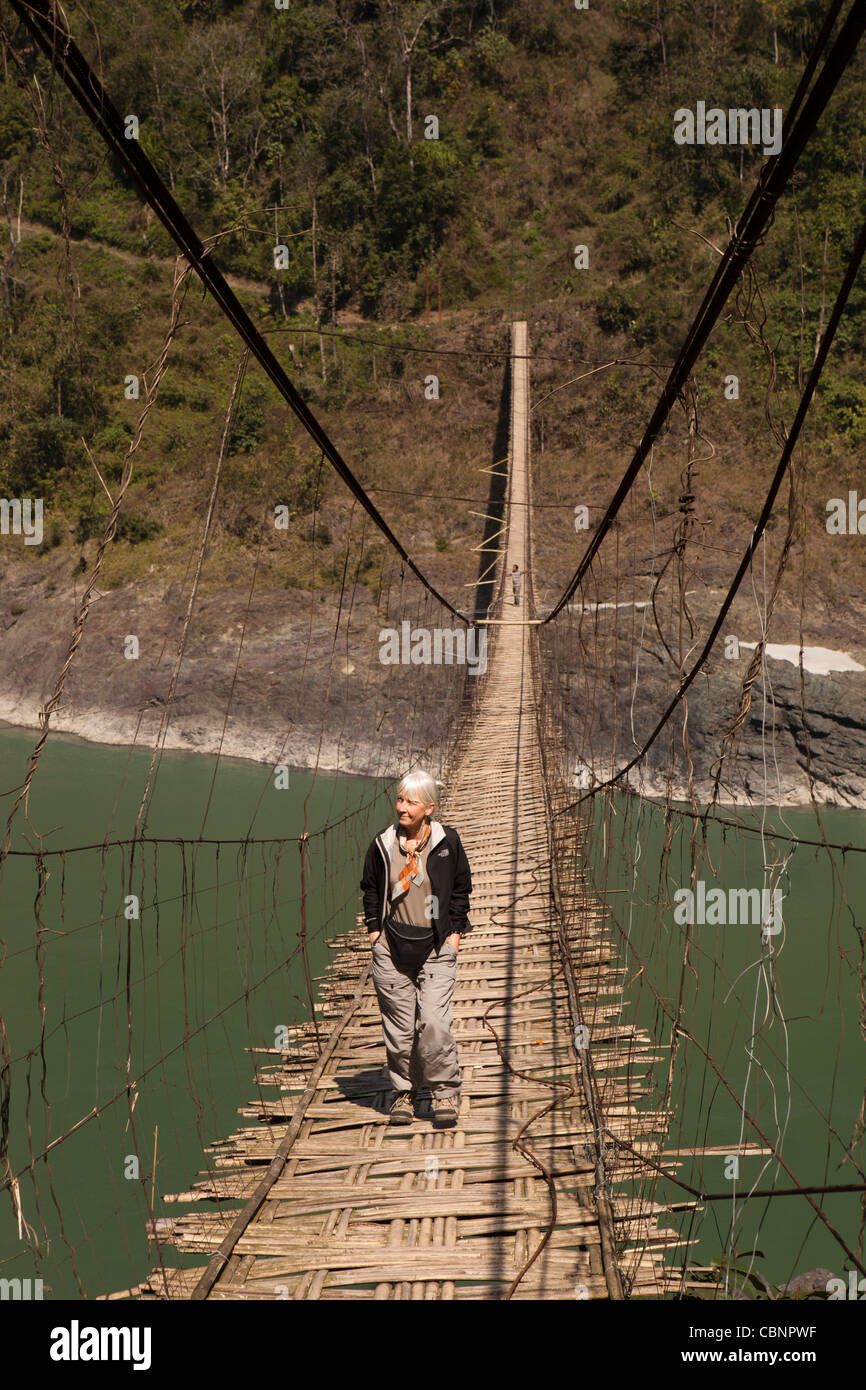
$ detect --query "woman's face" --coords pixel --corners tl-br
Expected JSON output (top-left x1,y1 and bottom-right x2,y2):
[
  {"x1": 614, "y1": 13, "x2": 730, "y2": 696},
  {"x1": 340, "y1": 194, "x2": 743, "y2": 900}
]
[{"x1": 396, "y1": 791, "x2": 435, "y2": 835}]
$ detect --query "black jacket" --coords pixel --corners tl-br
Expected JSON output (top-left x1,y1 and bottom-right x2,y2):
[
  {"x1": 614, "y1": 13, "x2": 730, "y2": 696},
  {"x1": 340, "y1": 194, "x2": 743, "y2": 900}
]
[{"x1": 360, "y1": 820, "x2": 473, "y2": 948}]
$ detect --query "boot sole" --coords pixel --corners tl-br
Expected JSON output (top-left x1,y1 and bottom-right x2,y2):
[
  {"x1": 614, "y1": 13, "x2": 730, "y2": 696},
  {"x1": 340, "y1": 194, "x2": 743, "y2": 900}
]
[{"x1": 431, "y1": 1111, "x2": 458, "y2": 1129}]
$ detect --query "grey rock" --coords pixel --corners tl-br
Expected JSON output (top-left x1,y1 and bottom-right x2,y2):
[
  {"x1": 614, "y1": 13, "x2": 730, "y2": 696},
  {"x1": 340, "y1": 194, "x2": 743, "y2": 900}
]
[{"x1": 779, "y1": 1268, "x2": 835, "y2": 1296}]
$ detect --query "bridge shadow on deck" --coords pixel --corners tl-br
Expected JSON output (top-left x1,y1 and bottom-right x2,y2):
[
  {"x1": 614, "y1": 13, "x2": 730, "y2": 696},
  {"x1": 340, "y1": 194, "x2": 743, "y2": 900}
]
[{"x1": 473, "y1": 356, "x2": 510, "y2": 624}]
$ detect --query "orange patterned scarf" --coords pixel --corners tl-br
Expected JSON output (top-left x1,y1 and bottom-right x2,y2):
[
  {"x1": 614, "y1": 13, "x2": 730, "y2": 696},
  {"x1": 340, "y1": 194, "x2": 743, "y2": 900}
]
[{"x1": 395, "y1": 821, "x2": 432, "y2": 898}]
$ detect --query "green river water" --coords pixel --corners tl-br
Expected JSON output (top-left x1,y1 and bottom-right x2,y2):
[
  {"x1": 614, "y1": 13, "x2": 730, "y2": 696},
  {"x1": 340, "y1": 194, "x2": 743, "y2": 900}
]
[
  {"x1": 1, "y1": 726, "x2": 863, "y2": 1299},
  {"x1": 584, "y1": 793, "x2": 866, "y2": 1295},
  {"x1": 0, "y1": 725, "x2": 384, "y2": 1300}
]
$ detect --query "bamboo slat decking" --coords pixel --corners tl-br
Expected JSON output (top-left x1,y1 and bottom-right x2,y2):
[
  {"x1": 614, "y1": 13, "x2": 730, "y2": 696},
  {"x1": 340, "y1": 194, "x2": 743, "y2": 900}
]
[{"x1": 131, "y1": 323, "x2": 694, "y2": 1301}]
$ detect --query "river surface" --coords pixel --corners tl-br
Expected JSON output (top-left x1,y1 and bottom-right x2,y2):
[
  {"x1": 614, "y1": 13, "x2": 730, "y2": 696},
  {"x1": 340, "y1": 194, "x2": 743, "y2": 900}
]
[
  {"x1": 0, "y1": 725, "x2": 385, "y2": 1299},
  {"x1": 1, "y1": 727, "x2": 863, "y2": 1299},
  {"x1": 584, "y1": 793, "x2": 866, "y2": 1296}
]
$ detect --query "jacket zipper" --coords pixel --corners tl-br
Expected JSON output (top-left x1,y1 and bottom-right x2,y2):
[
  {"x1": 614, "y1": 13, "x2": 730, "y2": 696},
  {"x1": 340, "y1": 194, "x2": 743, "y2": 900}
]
[{"x1": 375, "y1": 835, "x2": 389, "y2": 931}]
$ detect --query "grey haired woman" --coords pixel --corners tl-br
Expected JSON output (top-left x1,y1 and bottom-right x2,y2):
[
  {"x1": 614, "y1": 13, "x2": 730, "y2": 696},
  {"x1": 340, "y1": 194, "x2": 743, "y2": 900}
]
[{"x1": 360, "y1": 769, "x2": 473, "y2": 1128}]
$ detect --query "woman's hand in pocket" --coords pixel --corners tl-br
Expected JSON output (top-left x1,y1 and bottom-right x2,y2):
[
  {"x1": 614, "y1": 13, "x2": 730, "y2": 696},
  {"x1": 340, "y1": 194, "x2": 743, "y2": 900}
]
[
  {"x1": 447, "y1": 932, "x2": 460, "y2": 952},
  {"x1": 370, "y1": 930, "x2": 381, "y2": 946}
]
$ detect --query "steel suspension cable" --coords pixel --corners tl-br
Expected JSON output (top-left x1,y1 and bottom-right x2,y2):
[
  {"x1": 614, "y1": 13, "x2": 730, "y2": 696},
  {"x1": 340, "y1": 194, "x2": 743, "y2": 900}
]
[
  {"x1": 7, "y1": 0, "x2": 470, "y2": 623},
  {"x1": 556, "y1": 206, "x2": 866, "y2": 814},
  {"x1": 542, "y1": 0, "x2": 865, "y2": 624}
]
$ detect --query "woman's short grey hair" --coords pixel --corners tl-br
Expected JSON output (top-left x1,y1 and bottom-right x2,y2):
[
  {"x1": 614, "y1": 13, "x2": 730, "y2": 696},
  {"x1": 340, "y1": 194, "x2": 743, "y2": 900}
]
[{"x1": 398, "y1": 769, "x2": 438, "y2": 808}]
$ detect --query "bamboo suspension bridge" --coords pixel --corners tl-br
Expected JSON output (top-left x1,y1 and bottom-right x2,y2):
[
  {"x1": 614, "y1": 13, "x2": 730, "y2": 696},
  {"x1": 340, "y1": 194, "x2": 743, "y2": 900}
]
[
  {"x1": 124, "y1": 324, "x2": 692, "y2": 1301},
  {"x1": 3, "y1": 1, "x2": 866, "y2": 1321}
]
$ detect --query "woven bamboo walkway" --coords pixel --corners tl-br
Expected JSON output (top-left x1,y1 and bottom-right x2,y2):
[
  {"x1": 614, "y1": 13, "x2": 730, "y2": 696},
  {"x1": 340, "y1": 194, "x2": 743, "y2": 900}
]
[{"x1": 130, "y1": 322, "x2": 692, "y2": 1301}]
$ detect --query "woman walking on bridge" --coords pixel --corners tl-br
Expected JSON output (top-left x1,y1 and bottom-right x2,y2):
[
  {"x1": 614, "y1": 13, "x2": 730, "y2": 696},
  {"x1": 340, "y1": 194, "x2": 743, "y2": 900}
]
[
  {"x1": 511, "y1": 563, "x2": 531, "y2": 605},
  {"x1": 360, "y1": 769, "x2": 473, "y2": 1129}
]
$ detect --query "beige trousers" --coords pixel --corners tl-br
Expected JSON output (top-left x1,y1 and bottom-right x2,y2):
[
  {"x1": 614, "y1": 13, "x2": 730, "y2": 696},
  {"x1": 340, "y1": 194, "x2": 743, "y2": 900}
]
[{"x1": 371, "y1": 933, "x2": 460, "y2": 1100}]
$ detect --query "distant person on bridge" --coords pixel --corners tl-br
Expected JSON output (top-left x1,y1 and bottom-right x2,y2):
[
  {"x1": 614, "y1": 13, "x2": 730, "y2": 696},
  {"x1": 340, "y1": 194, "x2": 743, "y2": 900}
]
[
  {"x1": 360, "y1": 769, "x2": 473, "y2": 1129},
  {"x1": 511, "y1": 563, "x2": 531, "y2": 605}
]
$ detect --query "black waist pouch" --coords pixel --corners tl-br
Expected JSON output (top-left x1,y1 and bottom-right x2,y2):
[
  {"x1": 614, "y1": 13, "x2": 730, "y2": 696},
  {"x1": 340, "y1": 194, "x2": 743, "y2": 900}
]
[{"x1": 385, "y1": 916, "x2": 434, "y2": 971}]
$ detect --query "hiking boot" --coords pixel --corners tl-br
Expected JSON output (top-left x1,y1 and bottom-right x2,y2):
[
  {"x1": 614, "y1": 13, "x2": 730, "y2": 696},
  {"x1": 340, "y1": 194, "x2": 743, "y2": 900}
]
[
  {"x1": 389, "y1": 1090, "x2": 415, "y2": 1125},
  {"x1": 431, "y1": 1094, "x2": 459, "y2": 1129}
]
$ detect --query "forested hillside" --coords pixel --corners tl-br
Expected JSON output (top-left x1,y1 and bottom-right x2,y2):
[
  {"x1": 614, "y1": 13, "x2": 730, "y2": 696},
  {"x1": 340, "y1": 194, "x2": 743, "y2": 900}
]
[
  {"x1": 1, "y1": 2, "x2": 864, "y2": 532},
  {"x1": 1, "y1": 0, "x2": 866, "y2": 787}
]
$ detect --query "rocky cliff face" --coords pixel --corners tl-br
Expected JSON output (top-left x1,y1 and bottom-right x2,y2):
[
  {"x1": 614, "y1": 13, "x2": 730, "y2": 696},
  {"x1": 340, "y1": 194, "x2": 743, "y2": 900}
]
[
  {"x1": 542, "y1": 597, "x2": 866, "y2": 810},
  {"x1": 4, "y1": 553, "x2": 866, "y2": 808},
  {"x1": 0, "y1": 554, "x2": 469, "y2": 781}
]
